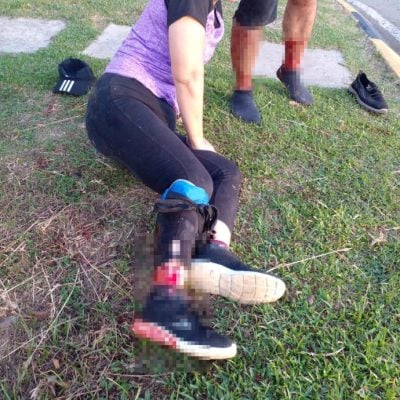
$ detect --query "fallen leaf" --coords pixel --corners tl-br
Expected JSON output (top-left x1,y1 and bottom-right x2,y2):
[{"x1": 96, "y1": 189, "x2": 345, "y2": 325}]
[
  {"x1": 53, "y1": 358, "x2": 60, "y2": 369},
  {"x1": 370, "y1": 231, "x2": 386, "y2": 247},
  {"x1": 43, "y1": 97, "x2": 57, "y2": 116},
  {"x1": 31, "y1": 310, "x2": 51, "y2": 320},
  {"x1": 36, "y1": 156, "x2": 50, "y2": 169}
]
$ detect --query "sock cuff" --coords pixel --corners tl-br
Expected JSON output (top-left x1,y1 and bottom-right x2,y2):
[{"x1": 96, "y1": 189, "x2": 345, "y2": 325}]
[
  {"x1": 161, "y1": 179, "x2": 209, "y2": 205},
  {"x1": 234, "y1": 89, "x2": 253, "y2": 95}
]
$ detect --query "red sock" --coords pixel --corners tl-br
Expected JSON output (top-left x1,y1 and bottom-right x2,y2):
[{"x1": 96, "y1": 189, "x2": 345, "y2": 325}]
[
  {"x1": 153, "y1": 261, "x2": 184, "y2": 287},
  {"x1": 284, "y1": 40, "x2": 306, "y2": 71}
]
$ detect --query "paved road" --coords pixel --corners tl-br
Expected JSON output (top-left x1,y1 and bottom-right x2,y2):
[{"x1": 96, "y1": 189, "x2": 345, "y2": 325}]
[
  {"x1": 360, "y1": 0, "x2": 400, "y2": 30},
  {"x1": 349, "y1": 0, "x2": 400, "y2": 55}
]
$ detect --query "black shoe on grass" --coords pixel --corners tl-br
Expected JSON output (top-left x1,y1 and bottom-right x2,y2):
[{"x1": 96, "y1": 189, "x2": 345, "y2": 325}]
[
  {"x1": 277, "y1": 65, "x2": 313, "y2": 105},
  {"x1": 231, "y1": 90, "x2": 261, "y2": 124},
  {"x1": 190, "y1": 243, "x2": 286, "y2": 305},
  {"x1": 132, "y1": 286, "x2": 237, "y2": 360},
  {"x1": 348, "y1": 71, "x2": 388, "y2": 114}
]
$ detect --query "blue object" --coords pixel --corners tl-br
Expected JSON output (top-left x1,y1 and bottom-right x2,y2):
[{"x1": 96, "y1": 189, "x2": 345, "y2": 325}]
[{"x1": 161, "y1": 179, "x2": 209, "y2": 205}]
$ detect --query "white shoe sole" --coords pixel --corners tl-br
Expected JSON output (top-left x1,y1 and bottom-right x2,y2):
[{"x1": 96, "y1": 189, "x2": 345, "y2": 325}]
[
  {"x1": 348, "y1": 86, "x2": 388, "y2": 114},
  {"x1": 190, "y1": 261, "x2": 286, "y2": 305}
]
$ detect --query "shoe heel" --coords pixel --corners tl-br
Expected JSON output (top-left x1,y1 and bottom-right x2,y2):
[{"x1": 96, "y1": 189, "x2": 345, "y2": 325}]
[{"x1": 132, "y1": 318, "x2": 177, "y2": 348}]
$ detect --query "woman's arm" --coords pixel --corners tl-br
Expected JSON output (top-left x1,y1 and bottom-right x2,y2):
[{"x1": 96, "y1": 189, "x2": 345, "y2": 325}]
[{"x1": 169, "y1": 16, "x2": 215, "y2": 152}]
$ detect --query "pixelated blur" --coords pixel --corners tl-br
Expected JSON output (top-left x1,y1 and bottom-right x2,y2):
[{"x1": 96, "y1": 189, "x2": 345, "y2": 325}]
[{"x1": 131, "y1": 234, "x2": 217, "y2": 373}]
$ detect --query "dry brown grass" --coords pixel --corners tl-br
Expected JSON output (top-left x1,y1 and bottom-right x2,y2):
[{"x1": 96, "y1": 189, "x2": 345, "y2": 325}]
[{"x1": 0, "y1": 91, "x2": 174, "y2": 396}]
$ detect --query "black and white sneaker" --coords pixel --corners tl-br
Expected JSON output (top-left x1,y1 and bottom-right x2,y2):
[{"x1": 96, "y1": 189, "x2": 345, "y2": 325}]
[
  {"x1": 190, "y1": 243, "x2": 286, "y2": 305},
  {"x1": 132, "y1": 286, "x2": 237, "y2": 360},
  {"x1": 348, "y1": 71, "x2": 388, "y2": 114}
]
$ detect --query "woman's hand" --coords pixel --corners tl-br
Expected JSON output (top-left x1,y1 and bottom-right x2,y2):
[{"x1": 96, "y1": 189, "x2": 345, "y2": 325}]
[{"x1": 187, "y1": 137, "x2": 216, "y2": 152}]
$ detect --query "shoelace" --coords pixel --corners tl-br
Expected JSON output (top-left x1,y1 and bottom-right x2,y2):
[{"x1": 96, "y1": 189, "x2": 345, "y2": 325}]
[
  {"x1": 154, "y1": 199, "x2": 219, "y2": 241},
  {"x1": 366, "y1": 84, "x2": 383, "y2": 99},
  {"x1": 153, "y1": 198, "x2": 196, "y2": 213},
  {"x1": 197, "y1": 204, "x2": 218, "y2": 233}
]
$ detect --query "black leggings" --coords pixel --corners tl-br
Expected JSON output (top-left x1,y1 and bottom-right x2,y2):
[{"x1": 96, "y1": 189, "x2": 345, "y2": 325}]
[
  {"x1": 85, "y1": 73, "x2": 241, "y2": 232},
  {"x1": 234, "y1": 0, "x2": 278, "y2": 27}
]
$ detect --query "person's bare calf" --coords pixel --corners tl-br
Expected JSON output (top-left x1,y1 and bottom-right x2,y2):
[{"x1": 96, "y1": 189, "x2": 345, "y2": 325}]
[{"x1": 278, "y1": 0, "x2": 317, "y2": 105}]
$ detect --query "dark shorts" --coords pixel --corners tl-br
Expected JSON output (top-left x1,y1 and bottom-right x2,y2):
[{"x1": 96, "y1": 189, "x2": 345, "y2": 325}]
[{"x1": 234, "y1": 0, "x2": 278, "y2": 27}]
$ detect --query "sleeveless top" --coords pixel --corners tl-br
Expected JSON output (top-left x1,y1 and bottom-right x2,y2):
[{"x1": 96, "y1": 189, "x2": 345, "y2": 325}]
[{"x1": 105, "y1": 0, "x2": 224, "y2": 114}]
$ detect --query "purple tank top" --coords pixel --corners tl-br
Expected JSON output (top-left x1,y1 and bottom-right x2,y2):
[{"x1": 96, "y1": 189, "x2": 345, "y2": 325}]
[{"x1": 105, "y1": 0, "x2": 224, "y2": 114}]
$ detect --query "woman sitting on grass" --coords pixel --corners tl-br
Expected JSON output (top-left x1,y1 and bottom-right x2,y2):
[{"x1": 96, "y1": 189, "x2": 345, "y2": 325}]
[{"x1": 86, "y1": 0, "x2": 286, "y2": 360}]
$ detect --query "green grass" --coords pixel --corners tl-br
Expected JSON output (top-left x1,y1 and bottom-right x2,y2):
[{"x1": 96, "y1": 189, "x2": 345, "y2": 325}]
[{"x1": 0, "y1": 0, "x2": 400, "y2": 398}]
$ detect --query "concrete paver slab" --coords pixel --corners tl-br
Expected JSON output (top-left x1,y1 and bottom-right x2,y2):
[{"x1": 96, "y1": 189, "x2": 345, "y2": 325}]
[
  {"x1": 82, "y1": 24, "x2": 352, "y2": 88},
  {"x1": 82, "y1": 23, "x2": 131, "y2": 59},
  {"x1": 254, "y1": 42, "x2": 353, "y2": 88},
  {"x1": 0, "y1": 17, "x2": 65, "y2": 54}
]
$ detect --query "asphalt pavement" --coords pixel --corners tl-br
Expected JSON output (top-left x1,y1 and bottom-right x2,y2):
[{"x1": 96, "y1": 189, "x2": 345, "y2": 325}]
[{"x1": 348, "y1": 0, "x2": 400, "y2": 55}]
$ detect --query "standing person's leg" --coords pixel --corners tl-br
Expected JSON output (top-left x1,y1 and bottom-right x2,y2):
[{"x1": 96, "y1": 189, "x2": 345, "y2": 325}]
[
  {"x1": 86, "y1": 73, "x2": 236, "y2": 359},
  {"x1": 231, "y1": 0, "x2": 278, "y2": 124},
  {"x1": 277, "y1": 0, "x2": 317, "y2": 105},
  {"x1": 230, "y1": 21, "x2": 263, "y2": 124},
  {"x1": 188, "y1": 150, "x2": 286, "y2": 305}
]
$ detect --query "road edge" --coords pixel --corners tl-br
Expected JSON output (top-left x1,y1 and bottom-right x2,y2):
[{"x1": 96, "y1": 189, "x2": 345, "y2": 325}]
[{"x1": 336, "y1": 0, "x2": 400, "y2": 78}]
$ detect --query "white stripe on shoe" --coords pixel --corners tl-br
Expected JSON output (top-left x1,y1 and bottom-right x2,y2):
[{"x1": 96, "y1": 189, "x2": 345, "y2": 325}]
[
  {"x1": 176, "y1": 338, "x2": 237, "y2": 360},
  {"x1": 132, "y1": 319, "x2": 237, "y2": 360},
  {"x1": 190, "y1": 261, "x2": 286, "y2": 304}
]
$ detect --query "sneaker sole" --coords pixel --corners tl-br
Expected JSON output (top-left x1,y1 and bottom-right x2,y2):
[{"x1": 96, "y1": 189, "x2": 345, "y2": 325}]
[
  {"x1": 190, "y1": 261, "x2": 286, "y2": 304},
  {"x1": 348, "y1": 86, "x2": 388, "y2": 114},
  {"x1": 132, "y1": 319, "x2": 237, "y2": 360}
]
